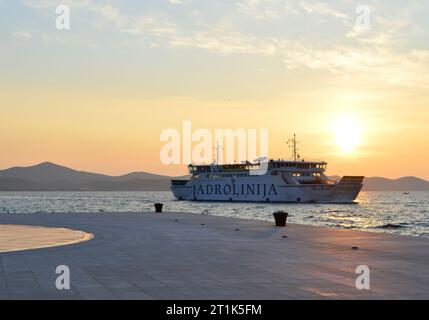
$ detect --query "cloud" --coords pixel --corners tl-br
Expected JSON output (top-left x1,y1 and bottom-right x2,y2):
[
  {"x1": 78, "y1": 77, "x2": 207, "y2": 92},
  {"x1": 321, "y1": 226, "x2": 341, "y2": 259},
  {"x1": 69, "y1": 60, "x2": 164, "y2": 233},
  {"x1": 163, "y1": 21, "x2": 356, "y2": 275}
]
[
  {"x1": 282, "y1": 43, "x2": 429, "y2": 88},
  {"x1": 298, "y1": 0, "x2": 348, "y2": 21},
  {"x1": 93, "y1": 4, "x2": 127, "y2": 27},
  {"x1": 12, "y1": 31, "x2": 33, "y2": 39},
  {"x1": 23, "y1": 0, "x2": 127, "y2": 26},
  {"x1": 23, "y1": 0, "x2": 89, "y2": 10},
  {"x1": 124, "y1": 13, "x2": 279, "y2": 55},
  {"x1": 126, "y1": 13, "x2": 178, "y2": 37},
  {"x1": 169, "y1": 27, "x2": 279, "y2": 55},
  {"x1": 168, "y1": 0, "x2": 184, "y2": 4},
  {"x1": 347, "y1": 12, "x2": 414, "y2": 46},
  {"x1": 237, "y1": 0, "x2": 349, "y2": 21},
  {"x1": 237, "y1": 0, "x2": 286, "y2": 20},
  {"x1": 19, "y1": 0, "x2": 429, "y2": 89}
]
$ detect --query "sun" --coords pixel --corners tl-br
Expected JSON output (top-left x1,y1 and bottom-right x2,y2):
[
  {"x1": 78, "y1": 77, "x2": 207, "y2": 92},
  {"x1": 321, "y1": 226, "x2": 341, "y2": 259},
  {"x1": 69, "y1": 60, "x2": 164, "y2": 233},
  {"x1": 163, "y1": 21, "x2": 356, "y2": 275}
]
[{"x1": 333, "y1": 114, "x2": 362, "y2": 153}]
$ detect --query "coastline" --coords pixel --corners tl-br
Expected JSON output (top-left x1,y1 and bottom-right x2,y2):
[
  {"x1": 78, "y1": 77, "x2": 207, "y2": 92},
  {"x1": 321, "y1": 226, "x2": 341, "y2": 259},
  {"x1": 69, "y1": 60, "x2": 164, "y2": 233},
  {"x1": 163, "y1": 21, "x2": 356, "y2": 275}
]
[{"x1": 0, "y1": 211, "x2": 428, "y2": 299}]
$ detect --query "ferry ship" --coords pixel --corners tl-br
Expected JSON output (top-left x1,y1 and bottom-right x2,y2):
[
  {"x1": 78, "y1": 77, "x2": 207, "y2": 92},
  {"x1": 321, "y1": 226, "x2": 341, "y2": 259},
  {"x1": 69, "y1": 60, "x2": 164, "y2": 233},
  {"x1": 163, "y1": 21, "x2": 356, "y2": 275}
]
[{"x1": 171, "y1": 136, "x2": 364, "y2": 203}]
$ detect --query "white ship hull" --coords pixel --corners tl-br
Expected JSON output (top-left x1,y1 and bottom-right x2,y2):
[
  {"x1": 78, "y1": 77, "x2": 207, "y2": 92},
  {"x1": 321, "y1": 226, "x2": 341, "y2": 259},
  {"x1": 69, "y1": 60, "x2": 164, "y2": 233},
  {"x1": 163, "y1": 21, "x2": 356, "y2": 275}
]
[{"x1": 171, "y1": 175, "x2": 363, "y2": 203}]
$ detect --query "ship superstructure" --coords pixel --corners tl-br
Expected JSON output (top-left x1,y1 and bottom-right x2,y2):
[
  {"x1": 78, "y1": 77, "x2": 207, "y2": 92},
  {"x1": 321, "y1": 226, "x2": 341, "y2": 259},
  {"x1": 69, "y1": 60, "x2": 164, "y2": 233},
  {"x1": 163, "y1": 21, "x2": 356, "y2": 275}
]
[{"x1": 171, "y1": 135, "x2": 363, "y2": 203}]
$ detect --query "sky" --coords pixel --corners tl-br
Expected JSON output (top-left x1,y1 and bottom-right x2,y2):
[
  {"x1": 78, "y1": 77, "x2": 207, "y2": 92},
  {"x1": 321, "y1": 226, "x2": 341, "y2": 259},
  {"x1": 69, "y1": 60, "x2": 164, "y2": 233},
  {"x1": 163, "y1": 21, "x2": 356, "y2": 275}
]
[{"x1": 1, "y1": 0, "x2": 429, "y2": 178}]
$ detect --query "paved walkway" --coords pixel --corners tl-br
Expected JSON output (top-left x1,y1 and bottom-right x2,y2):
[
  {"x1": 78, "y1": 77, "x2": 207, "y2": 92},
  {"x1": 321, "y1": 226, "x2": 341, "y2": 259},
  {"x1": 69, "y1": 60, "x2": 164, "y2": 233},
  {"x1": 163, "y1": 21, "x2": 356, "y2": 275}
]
[{"x1": 0, "y1": 212, "x2": 428, "y2": 299}]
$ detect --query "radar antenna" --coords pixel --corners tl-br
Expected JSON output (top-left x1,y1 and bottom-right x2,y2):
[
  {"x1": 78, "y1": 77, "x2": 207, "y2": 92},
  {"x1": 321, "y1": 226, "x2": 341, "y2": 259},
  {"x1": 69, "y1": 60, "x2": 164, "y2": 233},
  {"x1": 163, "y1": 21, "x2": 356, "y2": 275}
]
[{"x1": 287, "y1": 134, "x2": 300, "y2": 161}]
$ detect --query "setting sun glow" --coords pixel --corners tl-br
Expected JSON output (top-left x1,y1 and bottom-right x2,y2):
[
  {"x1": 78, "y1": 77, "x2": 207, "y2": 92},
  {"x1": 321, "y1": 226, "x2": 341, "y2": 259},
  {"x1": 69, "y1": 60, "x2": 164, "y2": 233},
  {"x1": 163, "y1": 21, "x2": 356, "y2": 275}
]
[
  {"x1": 1, "y1": 1, "x2": 429, "y2": 180},
  {"x1": 334, "y1": 115, "x2": 362, "y2": 154}
]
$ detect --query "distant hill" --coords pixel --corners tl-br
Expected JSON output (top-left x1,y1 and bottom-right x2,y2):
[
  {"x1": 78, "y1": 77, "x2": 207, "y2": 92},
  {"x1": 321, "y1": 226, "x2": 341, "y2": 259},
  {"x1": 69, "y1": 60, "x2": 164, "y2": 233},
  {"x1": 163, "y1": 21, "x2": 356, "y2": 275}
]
[
  {"x1": 0, "y1": 162, "x2": 187, "y2": 191},
  {"x1": 1, "y1": 162, "x2": 112, "y2": 184},
  {"x1": 0, "y1": 162, "x2": 428, "y2": 191},
  {"x1": 362, "y1": 176, "x2": 429, "y2": 191}
]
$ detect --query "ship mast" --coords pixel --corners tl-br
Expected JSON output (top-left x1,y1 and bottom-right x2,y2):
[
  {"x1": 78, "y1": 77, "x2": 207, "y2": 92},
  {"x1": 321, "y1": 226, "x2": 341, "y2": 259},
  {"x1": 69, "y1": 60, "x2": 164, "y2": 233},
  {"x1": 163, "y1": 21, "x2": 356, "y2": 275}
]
[{"x1": 287, "y1": 134, "x2": 300, "y2": 161}]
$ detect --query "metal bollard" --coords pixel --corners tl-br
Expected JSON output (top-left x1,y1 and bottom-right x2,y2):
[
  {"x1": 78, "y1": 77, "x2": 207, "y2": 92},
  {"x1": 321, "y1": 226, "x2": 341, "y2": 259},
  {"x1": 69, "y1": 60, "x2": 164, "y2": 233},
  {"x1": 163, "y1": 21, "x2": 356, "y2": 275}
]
[
  {"x1": 154, "y1": 203, "x2": 164, "y2": 213},
  {"x1": 273, "y1": 211, "x2": 288, "y2": 227}
]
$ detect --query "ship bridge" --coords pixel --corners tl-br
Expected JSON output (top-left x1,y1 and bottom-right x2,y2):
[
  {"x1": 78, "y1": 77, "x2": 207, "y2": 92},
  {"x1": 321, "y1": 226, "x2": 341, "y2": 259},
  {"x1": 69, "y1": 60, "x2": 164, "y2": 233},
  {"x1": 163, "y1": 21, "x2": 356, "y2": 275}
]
[{"x1": 269, "y1": 160, "x2": 327, "y2": 172}]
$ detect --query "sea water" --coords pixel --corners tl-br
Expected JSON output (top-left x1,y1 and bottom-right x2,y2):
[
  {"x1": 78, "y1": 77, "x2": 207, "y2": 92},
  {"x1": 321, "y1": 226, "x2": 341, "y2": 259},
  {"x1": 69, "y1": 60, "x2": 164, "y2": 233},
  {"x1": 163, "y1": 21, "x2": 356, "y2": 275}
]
[{"x1": 0, "y1": 191, "x2": 428, "y2": 238}]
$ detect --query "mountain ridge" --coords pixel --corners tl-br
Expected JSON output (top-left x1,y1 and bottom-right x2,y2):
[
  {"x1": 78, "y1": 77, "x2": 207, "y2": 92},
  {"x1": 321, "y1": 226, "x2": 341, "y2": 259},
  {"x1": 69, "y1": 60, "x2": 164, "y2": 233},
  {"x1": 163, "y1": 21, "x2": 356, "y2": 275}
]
[{"x1": 0, "y1": 162, "x2": 186, "y2": 191}]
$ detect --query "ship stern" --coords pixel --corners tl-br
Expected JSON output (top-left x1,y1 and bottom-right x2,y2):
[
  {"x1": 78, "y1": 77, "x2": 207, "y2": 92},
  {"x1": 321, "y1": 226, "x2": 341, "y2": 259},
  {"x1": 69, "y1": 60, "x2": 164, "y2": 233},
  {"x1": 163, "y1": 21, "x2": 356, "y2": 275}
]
[{"x1": 330, "y1": 176, "x2": 364, "y2": 203}]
